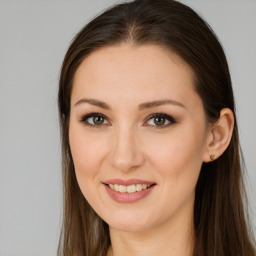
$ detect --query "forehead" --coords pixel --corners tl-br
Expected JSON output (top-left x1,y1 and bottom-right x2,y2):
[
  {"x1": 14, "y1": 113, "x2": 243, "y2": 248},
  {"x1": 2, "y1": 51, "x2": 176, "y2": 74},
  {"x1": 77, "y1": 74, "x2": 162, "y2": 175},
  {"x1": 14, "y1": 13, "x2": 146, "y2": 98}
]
[{"x1": 71, "y1": 44, "x2": 199, "y2": 109}]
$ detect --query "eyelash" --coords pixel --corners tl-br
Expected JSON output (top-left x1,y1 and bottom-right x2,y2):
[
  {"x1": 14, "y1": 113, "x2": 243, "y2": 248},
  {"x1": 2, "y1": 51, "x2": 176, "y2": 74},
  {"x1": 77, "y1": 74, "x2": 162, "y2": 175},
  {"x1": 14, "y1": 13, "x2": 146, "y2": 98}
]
[
  {"x1": 80, "y1": 113, "x2": 109, "y2": 128},
  {"x1": 79, "y1": 112, "x2": 177, "y2": 129}
]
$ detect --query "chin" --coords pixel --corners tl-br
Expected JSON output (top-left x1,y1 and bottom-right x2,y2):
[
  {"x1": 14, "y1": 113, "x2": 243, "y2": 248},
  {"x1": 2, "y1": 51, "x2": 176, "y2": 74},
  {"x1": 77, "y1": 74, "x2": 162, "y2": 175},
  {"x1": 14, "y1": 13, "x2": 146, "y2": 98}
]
[
  {"x1": 102, "y1": 212, "x2": 155, "y2": 233},
  {"x1": 109, "y1": 222, "x2": 150, "y2": 233}
]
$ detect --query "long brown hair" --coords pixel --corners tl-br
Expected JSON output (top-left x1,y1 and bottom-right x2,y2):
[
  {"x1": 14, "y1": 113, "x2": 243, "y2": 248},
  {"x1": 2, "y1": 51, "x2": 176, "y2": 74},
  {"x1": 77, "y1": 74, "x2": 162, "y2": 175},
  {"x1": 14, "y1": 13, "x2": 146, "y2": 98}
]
[{"x1": 58, "y1": 0, "x2": 256, "y2": 255}]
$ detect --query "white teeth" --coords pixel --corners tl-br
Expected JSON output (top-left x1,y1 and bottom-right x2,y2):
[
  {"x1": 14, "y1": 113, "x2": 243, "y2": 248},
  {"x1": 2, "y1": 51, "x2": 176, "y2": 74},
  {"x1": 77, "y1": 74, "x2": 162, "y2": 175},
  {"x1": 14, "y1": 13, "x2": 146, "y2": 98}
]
[
  {"x1": 142, "y1": 184, "x2": 147, "y2": 189},
  {"x1": 127, "y1": 184, "x2": 136, "y2": 193},
  {"x1": 119, "y1": 185, "x2": 127, "y2": 193},
  {"x1": 108, "y1": 183, "x2": 152, "y2": 193},
  {"x1": 136, "y1": 184, "x2": 142, "y2": 191}
]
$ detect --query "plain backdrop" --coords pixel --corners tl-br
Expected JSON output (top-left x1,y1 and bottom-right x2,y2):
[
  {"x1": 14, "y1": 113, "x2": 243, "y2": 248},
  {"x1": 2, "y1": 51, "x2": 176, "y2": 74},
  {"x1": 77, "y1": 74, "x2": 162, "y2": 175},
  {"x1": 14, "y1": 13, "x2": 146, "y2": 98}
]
[{"x1": 0, "y1": 1, "x2": 255, "y2": 255}]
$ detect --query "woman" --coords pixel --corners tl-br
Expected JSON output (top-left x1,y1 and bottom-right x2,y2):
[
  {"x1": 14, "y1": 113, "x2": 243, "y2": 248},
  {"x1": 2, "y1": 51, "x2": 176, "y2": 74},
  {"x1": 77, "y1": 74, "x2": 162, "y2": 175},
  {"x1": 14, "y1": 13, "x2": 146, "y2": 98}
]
[{"x1": 57, "y1": 0, "x2": 256, "y2": 255}]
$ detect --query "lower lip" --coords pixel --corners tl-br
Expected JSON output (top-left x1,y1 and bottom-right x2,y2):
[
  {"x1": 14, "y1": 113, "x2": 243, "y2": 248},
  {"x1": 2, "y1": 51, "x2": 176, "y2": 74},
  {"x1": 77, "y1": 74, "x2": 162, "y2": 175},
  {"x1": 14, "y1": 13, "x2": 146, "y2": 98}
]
[{"x1": 104, "y1": 184, "x2": 155, "y2": 203}]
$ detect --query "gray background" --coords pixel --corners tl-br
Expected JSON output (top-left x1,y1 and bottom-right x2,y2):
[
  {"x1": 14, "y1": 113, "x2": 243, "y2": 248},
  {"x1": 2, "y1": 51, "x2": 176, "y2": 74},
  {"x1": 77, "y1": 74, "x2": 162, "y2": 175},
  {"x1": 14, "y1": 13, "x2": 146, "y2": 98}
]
[{"x1": 0, "y1": 1, "x2": 255, "y2": 255}]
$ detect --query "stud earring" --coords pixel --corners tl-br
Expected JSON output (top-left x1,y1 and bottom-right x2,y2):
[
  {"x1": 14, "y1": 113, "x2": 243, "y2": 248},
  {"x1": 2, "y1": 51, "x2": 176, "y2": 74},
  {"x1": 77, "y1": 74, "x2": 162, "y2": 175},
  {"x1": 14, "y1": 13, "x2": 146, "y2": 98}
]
[{"x1": 210, "y1": 154, "x2": 215, "y2": 161}]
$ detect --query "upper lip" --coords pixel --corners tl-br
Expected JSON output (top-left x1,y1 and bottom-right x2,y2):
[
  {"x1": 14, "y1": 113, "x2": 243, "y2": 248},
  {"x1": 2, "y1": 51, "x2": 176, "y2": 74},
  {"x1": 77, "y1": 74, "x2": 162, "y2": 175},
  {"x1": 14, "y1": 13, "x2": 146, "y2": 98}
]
[{"x1": 103, "y1": 179, "x2": 156, "y2": 186}]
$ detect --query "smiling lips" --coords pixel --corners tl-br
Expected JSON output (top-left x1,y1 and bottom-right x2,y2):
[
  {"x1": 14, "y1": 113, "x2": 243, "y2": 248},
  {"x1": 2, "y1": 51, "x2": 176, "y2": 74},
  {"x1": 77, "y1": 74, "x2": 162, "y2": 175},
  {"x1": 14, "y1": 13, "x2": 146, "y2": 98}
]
[
  {"x1": 103, "y1": 179, "x2": 156, "y2": 203},
  {"x1": 109, "y1": 183, "x2": 151, "y2": 193}
]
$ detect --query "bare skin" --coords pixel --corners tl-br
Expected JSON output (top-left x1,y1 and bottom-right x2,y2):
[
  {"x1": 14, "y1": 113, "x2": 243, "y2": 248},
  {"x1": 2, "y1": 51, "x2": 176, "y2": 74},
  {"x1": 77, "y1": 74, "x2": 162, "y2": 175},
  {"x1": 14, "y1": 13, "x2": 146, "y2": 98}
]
[{"x1": 69, "y1": 44, "x2": 234, "y2": 256}]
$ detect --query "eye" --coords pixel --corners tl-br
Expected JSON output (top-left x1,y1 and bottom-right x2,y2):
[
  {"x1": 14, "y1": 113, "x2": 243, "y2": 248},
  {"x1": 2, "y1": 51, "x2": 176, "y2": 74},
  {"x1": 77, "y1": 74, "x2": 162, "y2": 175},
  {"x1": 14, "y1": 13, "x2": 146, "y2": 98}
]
[
  {"x1": 80, "y1": 113, "x2": 109, "y2": 127},
  {"x1": 144, "y1": 113, "x2": 177, "y2": 128}
]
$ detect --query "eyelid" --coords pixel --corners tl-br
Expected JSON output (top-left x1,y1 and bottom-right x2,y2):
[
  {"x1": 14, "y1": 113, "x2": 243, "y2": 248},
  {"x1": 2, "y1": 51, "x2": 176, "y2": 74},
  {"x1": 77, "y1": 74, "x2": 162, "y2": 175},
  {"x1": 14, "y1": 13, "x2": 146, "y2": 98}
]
[
  {"x1": 79, "y1": 112, "x2": 177, "y2": 128},
  {"x1": 80, "y1": 112, "x2": 110, "y2": 127},
  {"x1": 143, "y1": 113, "x2": 177, "y2": 128}
]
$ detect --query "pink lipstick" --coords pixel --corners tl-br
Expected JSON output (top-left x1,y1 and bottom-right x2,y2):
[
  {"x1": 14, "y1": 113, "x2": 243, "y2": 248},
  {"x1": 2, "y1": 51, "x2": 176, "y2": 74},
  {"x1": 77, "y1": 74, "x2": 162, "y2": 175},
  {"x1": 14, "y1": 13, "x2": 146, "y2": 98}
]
[{"x1": 103, "y1": 179, "x2": 156, "y2": 203}]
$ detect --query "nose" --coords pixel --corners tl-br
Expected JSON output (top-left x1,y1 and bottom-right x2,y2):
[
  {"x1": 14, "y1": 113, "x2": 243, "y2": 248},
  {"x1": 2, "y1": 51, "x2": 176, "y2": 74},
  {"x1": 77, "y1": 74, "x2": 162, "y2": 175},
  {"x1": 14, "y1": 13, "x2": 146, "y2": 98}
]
[{"x1": 109, "y1": 126, "x2": 145, "y2": 172}]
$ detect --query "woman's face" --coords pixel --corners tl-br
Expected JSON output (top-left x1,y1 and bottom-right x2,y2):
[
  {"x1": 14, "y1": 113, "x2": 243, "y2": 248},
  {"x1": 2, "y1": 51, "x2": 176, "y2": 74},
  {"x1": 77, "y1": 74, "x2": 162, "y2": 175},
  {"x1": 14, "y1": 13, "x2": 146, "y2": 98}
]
[{"x1": 69, "y1": 44, "x2": 210, "y2": 232}]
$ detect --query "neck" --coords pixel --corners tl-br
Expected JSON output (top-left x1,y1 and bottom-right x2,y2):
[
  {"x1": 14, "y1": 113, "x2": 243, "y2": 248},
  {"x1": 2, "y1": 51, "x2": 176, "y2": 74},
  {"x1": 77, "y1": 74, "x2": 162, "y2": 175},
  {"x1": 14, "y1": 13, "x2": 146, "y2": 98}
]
[{"x1": 107, "y1": 206, "x2": 194, "y2": 256}]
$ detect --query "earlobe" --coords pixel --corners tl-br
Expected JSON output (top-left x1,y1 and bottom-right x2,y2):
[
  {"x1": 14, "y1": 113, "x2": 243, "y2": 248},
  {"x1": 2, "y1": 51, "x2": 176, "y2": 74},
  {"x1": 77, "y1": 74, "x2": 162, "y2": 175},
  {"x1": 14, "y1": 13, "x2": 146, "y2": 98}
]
[{"x1": 203, "y1": 108, "x2": 234, "y2": 163}]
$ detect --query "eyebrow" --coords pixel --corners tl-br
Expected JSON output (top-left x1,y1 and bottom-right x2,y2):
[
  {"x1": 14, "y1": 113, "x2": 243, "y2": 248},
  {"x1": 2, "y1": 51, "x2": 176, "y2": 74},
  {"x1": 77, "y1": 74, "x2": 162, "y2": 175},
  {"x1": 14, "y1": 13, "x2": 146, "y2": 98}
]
[
  {"x1": 138, "y1": 99, "x2": 185, "y2": 110},
  {"x1": 74, "y1": 98, "x2": 185, "y2": 110},
  {"x1": 74, "y1": 98, "x2": 111, "y2": 109}
]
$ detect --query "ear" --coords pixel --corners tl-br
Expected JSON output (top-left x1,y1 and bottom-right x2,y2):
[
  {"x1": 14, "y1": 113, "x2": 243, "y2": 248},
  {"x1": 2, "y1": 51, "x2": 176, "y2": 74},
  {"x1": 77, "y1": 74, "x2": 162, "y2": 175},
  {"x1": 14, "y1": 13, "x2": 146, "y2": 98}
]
[{"x1": 203, "y1": 108, "x2": 234, "y2": 163}]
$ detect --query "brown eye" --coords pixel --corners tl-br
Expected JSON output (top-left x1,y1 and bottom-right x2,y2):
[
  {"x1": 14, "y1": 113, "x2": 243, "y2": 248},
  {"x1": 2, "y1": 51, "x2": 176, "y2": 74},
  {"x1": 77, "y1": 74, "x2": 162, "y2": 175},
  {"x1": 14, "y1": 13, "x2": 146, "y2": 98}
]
[
  {"x1": 154, "y1": 117, "x2": 166, "y2": 126},
  {"x1": 93, "y1": 116, "x2": 105, "y2": 125},
  {"x1": 145, "y1": 113, "x2": 177, "y2": 128},
  {"x1": 80, "y1": 113, "x2": 108, "y2": 127}
]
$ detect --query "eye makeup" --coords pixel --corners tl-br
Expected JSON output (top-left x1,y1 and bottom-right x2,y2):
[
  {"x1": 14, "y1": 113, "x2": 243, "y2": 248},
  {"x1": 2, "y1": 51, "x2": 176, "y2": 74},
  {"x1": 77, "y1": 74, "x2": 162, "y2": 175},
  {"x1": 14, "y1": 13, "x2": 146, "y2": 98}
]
[
  {"x1": 79, "y1": 112, "x2": 177, "y2": 129},
  {"x1": 79, "y1": 112, "x2": 109, "y2": 128},
  {"x1": 143, "y1": 112, "x2": 177, "y2": 128}
]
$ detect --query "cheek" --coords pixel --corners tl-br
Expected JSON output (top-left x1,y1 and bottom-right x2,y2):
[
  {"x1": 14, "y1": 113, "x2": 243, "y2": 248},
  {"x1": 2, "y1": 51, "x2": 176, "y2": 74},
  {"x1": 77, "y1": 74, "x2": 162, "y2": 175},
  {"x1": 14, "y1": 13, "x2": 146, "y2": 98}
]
[
  {"x1": 144, "y1": 124, "x2": 206, "y2": 182},
  {"x1": 142, "y1": 126, "x2": 205, "y2": 219},
  {"x1": 69, "y1": 123, "x2": 108, "y2": 183},
  {"x1": 68, "y1": 125, "x2": 110, "y2": 208}
]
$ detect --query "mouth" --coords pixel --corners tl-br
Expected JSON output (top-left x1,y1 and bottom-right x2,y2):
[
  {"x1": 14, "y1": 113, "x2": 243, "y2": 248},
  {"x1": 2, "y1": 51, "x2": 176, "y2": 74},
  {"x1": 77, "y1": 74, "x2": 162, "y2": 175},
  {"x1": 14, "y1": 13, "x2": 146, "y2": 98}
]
[
  {"x1": 102, "y1": 179, "x2": 156, "y2": 203},
  {"x1": 105, "y1": 183, "x2": 155, "y2": 193}
]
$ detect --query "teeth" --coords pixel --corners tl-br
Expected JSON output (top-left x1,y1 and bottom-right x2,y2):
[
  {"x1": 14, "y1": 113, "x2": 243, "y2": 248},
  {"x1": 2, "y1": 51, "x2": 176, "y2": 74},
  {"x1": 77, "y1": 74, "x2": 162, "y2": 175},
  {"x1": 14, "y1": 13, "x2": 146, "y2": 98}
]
[
  {"x1": 108, "y1": 183, "x2": 152, "y2": 193},
  {"x1": 142, "y1": 184, "x2": 148, "y2": 189},
  {"x1": 136, "y1": 184, "x2": 142, "y2": 192},
  {"x1": 119, "y1": 185, "x2": 127, "y2": 193},
  {"x1": 127, "y1": 184, "x2": 136, "y2": 193}
]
